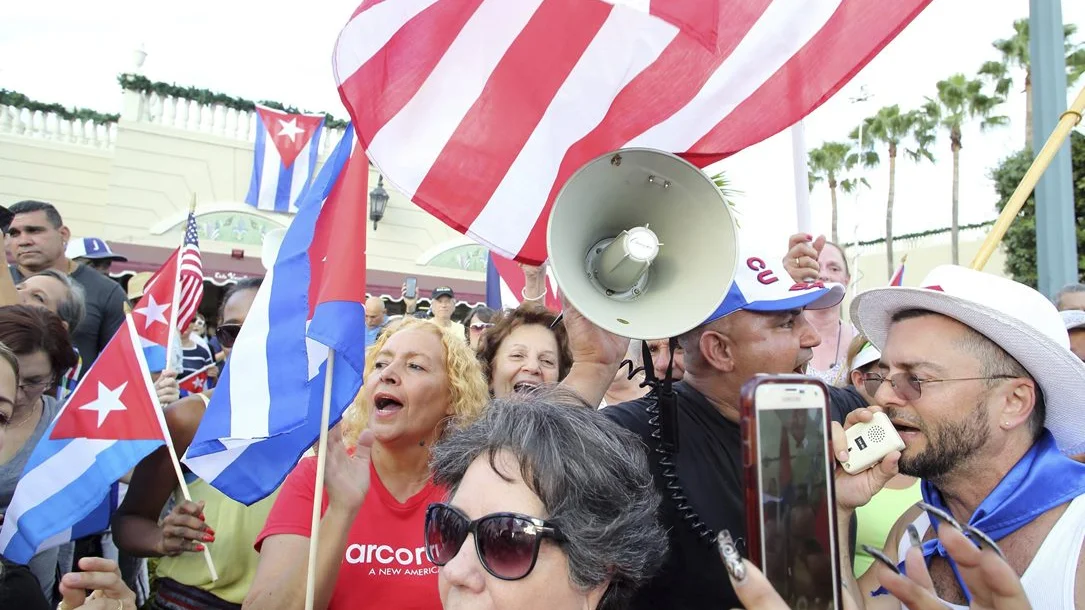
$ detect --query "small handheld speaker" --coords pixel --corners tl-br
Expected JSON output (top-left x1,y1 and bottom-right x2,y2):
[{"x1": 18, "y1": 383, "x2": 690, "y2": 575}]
[{"x1": 842, "y1": 412, "x2": 906, "y2": 474}]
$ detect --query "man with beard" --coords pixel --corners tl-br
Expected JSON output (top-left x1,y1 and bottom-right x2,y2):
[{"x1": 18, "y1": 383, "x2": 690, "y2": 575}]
[
  {"x1": 834, "y1": 265, "x2": 1085, "y2": 609},
  {"x1": 561, "y1": 245, "x2": 865, "y2": 609}
]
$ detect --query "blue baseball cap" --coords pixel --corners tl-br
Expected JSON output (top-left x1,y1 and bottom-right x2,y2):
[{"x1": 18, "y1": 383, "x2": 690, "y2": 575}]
[
  {"x1": 704, "y1": 248, "x2": 844, "y2": 324},
  {"x1": 66, "y1": 238, "x2": 127, "y2": 262}
]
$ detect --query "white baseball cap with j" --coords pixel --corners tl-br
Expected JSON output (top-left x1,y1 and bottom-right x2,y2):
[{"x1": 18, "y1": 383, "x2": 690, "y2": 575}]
[{"x1": 851, "y1": 265, "x2": 1085, "y2": 456}]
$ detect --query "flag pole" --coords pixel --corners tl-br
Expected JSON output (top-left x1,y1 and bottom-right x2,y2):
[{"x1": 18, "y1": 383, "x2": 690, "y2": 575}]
[
  {"x1": 970, "y1": 84, "x2": 1084, "y2": 271},
  {"x1": 304, "y1": 349, "x2": 336, "y2": 610},
  {"x1": 128, "y1": 314, "x2": 218, "y2": 581}
]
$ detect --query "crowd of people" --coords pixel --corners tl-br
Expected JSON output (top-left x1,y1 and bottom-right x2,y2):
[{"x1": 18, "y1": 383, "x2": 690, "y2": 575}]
[{"x1": 0, "y1": 197, "x2": 1082, "y2": 610}]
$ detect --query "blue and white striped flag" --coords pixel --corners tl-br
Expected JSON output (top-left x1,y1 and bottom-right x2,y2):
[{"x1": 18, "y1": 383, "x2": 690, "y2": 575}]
[{"x1": 183, "y1": 125, "x2": 368, "y2": 505}]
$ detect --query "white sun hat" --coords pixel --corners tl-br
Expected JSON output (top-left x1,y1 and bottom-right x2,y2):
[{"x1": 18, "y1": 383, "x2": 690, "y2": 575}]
[
  {"x1": 850, "y1": 265, "x2": 1085, "y2": 456},
  {"x1": 1061, "y1": 310, "x2": 1085, "y2": 332}
]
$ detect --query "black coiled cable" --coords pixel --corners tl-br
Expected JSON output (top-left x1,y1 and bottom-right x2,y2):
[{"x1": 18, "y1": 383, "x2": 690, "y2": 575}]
[{"x1": 623, "y1": 339, "x2": 717, "y2": 547}]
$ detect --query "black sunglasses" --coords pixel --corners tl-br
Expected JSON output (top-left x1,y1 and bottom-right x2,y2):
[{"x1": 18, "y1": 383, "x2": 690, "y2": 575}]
[
  {"x1": 862, "y1": 371, "x2": 1016, "y2": 401},
  {"x1": 216, "y1": 324, "x2": 242, "y2": 348},
  {"x1": 424, "y1": 503, "x2": 565, "y2": 581}
]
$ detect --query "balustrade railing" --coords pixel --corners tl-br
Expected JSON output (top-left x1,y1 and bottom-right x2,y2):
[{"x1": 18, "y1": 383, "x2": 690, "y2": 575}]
[
  {"x1": 0, "y1": 104, "x2": 117, "y2": 148},
  {"x1": 1, "y1": 91, "x2": 347, "y2": 158},
  {"x1": 127, "y1": 91, "x2": 347, "y2": 157}
]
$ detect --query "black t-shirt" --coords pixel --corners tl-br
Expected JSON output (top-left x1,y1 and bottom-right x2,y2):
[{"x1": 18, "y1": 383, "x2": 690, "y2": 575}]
[
  {"x1": 603, "y1": 382, "x2": 866, "y2": 609},
  {"x1": 0, "y1": 559, "x2": 52, "y2": 610},
  {"x1": 9, "y1": 263, "x2": 126, "y2": 367}
]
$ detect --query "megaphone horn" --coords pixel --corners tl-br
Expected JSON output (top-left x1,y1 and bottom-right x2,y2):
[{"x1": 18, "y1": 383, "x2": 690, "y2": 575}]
[{"x1": 547, "y1": 148, "x2": 739, "y2": 340}]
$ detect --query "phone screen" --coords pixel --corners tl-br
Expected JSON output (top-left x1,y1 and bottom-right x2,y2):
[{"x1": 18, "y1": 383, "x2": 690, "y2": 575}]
[
  {"x1": 754, "y1": 383, "x2": 839, "y2": 609},
  {"x1": 404, "y1": 277, "x2": 417, "y2": 299}
]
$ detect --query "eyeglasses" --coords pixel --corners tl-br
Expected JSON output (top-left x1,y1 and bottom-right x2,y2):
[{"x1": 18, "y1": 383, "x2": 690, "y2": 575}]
[
  {"x1": 424, "y1": 503, "x2": 565, "y2": 581},
  {"x1": 469, "y1": 323, "x2": 493, "y2": 332},
  {"x1": 18, "y1": 378, "x2": 54, "y2": 392},
  {"x1": 861, "y1": 372, "x2": 1018, "y2": 401},
  {"x1": 216, "y1": 324, "x2": 242, "y2": 348}
]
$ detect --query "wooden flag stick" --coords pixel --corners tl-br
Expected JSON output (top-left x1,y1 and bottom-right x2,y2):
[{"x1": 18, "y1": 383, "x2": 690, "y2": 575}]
[
  {"x1": 304, "y1": 350, "x2": 337, "y2": 610},
  {"x1": 128, "y1": 314, "x2": 218, "y2": 581},
  {"x1": 971, "y1": 84, "x2": 1085, "y2": 271}
]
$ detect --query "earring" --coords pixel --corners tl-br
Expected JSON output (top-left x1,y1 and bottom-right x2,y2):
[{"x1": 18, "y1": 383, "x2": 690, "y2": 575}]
[{"x1": 1002, "y1": 421, "x2": 1011, "y2": 429}]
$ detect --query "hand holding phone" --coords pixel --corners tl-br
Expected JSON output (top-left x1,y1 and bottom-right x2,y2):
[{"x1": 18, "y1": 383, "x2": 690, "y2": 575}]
[{"x1": 740, "y1": 375, "x2": 843, "y2": 609}]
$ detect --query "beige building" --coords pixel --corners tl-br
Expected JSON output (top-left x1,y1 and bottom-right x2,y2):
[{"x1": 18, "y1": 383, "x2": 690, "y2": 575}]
[{"x1": 0, "y1": 72, "x2": 490, "y2": 310}]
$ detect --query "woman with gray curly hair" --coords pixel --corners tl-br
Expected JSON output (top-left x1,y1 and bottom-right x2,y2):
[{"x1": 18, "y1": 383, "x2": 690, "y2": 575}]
[{"x1": 426, "y1": 387, "x2": 668, "y2": 609}]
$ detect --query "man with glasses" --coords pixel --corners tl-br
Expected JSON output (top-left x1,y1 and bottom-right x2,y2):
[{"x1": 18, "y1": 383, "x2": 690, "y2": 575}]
[{"x1": 835, "y1": 265, "x2": 1085, "y2": 609}]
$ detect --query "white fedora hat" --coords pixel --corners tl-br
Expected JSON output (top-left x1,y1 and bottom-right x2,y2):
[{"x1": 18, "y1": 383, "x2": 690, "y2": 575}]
[{"x1": 850, "y1": 265, "x2": 1085, "y2": 456}]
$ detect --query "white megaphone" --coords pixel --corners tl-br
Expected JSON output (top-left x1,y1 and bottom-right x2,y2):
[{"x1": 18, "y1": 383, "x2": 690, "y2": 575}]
[
  {"x1": 547, "y1": 148, "x2": 739, "y2": 340},
  {"x1": 260, "y1": 228, "x2": 286, "y2": 271}
]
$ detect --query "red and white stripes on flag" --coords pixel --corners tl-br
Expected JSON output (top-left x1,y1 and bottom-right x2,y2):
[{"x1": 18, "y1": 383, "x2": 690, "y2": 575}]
[
  {"x1": 333, "y1": 0, "x2": 931, "y2": 265},
  {"x1": 177, "y1": 211, "x2": 204, "y2": 330}
]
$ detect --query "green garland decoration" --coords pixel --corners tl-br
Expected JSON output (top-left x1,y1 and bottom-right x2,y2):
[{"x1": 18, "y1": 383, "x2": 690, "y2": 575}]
[
  {"x1": 0, "y1": 89, "x2": 120, "y2": 124},
  {"x1": 846, "y1": 220, "x2": 996, "y2": 248},
  {"x1": 117, "y1": 73, "x2": 349, "y2": 129}
]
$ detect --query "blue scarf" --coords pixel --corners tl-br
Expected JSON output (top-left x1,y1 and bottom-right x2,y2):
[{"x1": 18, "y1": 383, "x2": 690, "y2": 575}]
[{"x1": 872, "y1": 430, "x2": 1085, "y2": 602}]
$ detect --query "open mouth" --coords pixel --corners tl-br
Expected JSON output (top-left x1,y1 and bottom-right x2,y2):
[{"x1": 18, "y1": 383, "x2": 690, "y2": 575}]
[
  {"x1": 373, "y1": 393, "x2": 404, "y2": 414},
  {"x1": 512, "y1": 381, "x2": 540, "y2": 394},
  {"x1": 892, "y1": 421, "x2": 921, "y2": 436}
]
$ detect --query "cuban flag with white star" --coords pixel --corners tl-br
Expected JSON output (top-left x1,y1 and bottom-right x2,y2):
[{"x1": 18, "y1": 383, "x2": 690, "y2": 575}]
[
  {"x1": 184, "y1": 125, "x2": 367, "y2": 505},
  {"x1": 0, "y1": 315, "x2": 168, "y2": 564},
  {"x1": 245, "y1": 105, "x2": 326, "y2": 213}
]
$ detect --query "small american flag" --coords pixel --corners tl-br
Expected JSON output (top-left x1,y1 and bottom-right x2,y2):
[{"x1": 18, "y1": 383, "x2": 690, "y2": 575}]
[{"x1": 177, "y1": 212, "x2": 204, "y2": 330}]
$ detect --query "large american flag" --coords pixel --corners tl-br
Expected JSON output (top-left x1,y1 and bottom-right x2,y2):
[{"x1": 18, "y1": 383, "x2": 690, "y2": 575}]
[
  {"x1": 177, "y1": 211, "x2": 204, "y2": 329},
  {"x1": 333, "y1": 0, "x2": 931, "y2": 264}
]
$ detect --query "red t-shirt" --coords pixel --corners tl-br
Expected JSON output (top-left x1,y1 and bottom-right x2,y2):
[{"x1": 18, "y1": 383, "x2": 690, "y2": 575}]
[{"x1": 256, "y1": 457, "x2": 446, "y2": 609}]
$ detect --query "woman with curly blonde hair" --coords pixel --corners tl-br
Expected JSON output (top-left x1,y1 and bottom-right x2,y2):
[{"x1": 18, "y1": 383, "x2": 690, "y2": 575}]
[{"x1": 247, "y1": 318, "x2": 488, "y2": 610}]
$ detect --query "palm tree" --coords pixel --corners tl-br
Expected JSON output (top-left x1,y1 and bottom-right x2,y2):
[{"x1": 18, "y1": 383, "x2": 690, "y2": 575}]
[
  {"x1": 923, "y1": 74, "x2": 1008, "y2": 264},
  {"x1": 710, "y1": 170, "x2": 742, "y2": 227},
  {"x1": 978, "y1": 19, "x2": 1085, "y2": 146},
  {"x1": 851, "y1": 105, "x2": 935, "y2": 279},
  {"x1": 807, "y1": 141, "x2": 869, "y2": 243}
]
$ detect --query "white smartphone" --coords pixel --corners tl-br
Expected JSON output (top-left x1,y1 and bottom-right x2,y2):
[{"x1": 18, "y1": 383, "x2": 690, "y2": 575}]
[
  {"x1": 741, "y1": 375, "x2": 843, "y2": 610},
  {"x1": 842, "y1": 412, "x2": 906, "y2": 475}
]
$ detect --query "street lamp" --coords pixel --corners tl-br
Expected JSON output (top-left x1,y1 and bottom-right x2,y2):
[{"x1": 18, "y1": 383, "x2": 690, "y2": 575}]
[{"x1": 369, "y1": 174, "x2": 389, "y2": 230}]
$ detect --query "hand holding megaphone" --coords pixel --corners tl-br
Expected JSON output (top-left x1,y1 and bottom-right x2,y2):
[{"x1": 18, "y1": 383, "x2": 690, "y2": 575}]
[{"x1": 558, "y1": 291, "x2": 631, "y2": 371}]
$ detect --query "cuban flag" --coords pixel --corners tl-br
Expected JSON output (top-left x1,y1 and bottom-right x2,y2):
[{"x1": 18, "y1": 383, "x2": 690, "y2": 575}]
[
  {"x1": 0, "y1": 315, "x2": 166, "y2": 564},
  {"x1": 184, "y1": 125, "x2": 368, "y2": 505},
  {"x1": 178, "y1": 364, "x2": 215, "y2": 395},
  {"x1": 245, "y1": 105, "x2": 326, "y2": 213},
  {"x1": 485, "y1": 252, "x2": 561, "y2": 311},
  {"x1": 131, "y1": 249, "x2": 190, "y2": 373}
]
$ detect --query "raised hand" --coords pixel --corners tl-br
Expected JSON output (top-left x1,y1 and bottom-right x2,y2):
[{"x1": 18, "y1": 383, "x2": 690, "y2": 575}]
[
  {"x1": 154, "y1": 369, "x2": 180, "y2": 406},
  {"x1": 559, "y1": 295, "x2": 629, "y2": 369},
  {"x1": 783, "y1": 233, "x2": 825, "y2": 283},
  {"x1": 324, "y1": 425, "x2": 376, "y2": 513}
]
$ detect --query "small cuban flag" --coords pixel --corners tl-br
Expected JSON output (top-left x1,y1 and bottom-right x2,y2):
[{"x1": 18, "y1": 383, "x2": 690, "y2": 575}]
[{"x1": 245, "y1": 105, "x2": 326, "y2": 213}]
